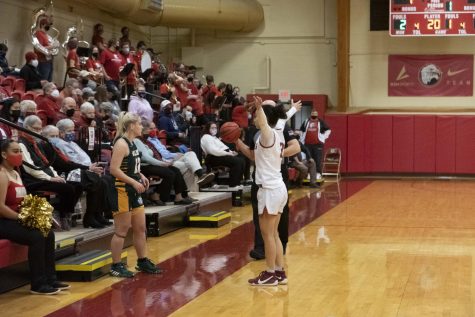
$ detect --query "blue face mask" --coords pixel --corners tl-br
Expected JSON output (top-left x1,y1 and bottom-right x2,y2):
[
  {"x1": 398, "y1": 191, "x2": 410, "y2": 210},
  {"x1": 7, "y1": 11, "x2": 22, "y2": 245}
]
[
  {"x1": 64, "y1": 132, "x2": 75, "y2": 142},
  {"x1": 48, "y1": 137, "x2": 61, "y2": 146}
]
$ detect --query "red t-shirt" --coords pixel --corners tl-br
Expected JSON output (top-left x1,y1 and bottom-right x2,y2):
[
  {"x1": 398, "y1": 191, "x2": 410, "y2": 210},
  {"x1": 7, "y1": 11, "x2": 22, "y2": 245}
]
[
  {"x1": 86, "y1": 57, "x2": 103, "y2": 72},
  {"x1": 174, "y1": 83, "x2": 189, "y2": 107},
  {"x1": 67, "y1": 49, "x2": 80, "y2": 69},
  {"x1": 121, "y1": 53, "x2": 137, "y2": 85},
  {"x1": 160, "y1": 83, "x2": 170, "y2": 95},
  {"x1": 134, "y1": 51, "x2": 143, "y2": 73},
  {"x1": 37, "y1": 96, "x2": 61, "y2": 126},
  {"x1": 232, "y1": 105, "x2": 249, "y2": 128},
  {"x1": 304, "y1": 119, "x2": 320, "y2": 145},
  {"x1": 34, "y1": 30, "x2": 50, "y2": 62},
  {"x1": 92, "y1": 34, "x2": 104, "y2": 49},
  {"x1": 5, "y1": 180, "x2": 26, "y2": 212},
  {"x1": 100, "y1": 49, "x2": 124, "y2": 81}
]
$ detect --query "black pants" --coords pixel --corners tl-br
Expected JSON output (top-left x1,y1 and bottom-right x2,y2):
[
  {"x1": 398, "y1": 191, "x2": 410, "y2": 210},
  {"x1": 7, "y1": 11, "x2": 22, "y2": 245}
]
[
  {"x1": 0, "y1": 219, "x2": 56, "y2": 290},
  {"x1": 252, "y1": 166, "x2": 289, "y2": 252},
  {"x1": 206, "y1": 154, "x2": 245, "y2": 187},
  {"x1": 306, "y1": 143, "x2": 324, "y2": 174},
  {"x1": 26, "y1": 180, "x2": 82, "y2": 218},
  {"x1": 141, "y1": 165, "x2": 187, "y2": 202}
]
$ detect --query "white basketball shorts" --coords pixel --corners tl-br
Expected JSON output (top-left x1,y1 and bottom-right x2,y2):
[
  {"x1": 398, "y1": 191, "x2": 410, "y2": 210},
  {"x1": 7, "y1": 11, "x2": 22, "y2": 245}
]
[{"x1": 257, "y1": 183, "x2": 288, "y2": 215}]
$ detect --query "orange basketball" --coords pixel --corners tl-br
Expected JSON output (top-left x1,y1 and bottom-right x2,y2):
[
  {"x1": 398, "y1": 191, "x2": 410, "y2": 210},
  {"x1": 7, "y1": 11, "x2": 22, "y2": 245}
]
[{"x1": 219, "y1": 122, "x2": 241, "y2": 143}]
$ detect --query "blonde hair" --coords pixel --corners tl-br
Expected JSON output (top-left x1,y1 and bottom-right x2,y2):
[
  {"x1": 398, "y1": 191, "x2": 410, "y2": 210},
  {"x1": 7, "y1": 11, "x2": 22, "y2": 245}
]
[{"x1": 115, "y1": 111, "x2": 141, "y2": 141}]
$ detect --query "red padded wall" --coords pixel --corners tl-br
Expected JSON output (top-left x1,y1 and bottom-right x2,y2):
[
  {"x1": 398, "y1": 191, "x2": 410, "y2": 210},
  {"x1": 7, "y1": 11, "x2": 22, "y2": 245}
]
[
  {"x1": 370, "y1": 116, "x2": 393, "y2": 172},
  {"x1": 455, "y1": 116, "x2": 475, "y2": 174},
  {"x1": 392, "y1": 115, "x2": 414, "y2": 172},
  {"x1": 347, "y1": 115, "x2": 371, "y2": 173},
  {"x1": 414, "y1": 115, "x2": 436, "y2": 173},
  {"x1": 436, "y1": 116, "x2": 456, "y2": 174},
  {"x1": 323, "y1": 114, "x2": 347, "y2": 172}
]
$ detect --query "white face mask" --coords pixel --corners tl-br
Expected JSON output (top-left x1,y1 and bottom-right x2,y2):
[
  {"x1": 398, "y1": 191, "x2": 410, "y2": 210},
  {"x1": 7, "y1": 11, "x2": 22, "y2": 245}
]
[
  {"x1": 123, "y1": 48, "x2": 130, "y2": 54},
  {"x1": 51, "y1": 89, "x2": 60, "y2": 98},
  {"x1": 185, "y1": 111, "x2": 193, "y2": 121},
  {"x1": 248, "y1": 113, "x2": 252, "y2": 119},
  {"x1": 210, "y1": 128, "x2": 217, "y2": 136},
  {"x1": 31, "y1": 60, "x2": 39, "y2": 67}
]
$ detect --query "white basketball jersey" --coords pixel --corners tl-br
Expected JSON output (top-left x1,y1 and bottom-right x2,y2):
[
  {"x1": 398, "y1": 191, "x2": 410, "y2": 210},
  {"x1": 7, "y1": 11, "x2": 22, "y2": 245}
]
[{"x1": 255, "y1": 129, "x2": 285, "y2": 189}]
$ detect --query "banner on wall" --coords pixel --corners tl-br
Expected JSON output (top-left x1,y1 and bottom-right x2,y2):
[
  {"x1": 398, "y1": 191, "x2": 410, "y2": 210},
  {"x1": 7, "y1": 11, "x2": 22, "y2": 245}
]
[{"x1": 388, "y1": 55, "x2": 473, "y2": 96}]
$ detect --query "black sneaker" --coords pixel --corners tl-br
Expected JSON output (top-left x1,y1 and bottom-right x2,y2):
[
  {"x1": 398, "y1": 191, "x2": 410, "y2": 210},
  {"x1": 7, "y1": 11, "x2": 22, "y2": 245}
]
[
  {"x1": 110, "y1": 262, "x2": 135, "y2": 278},
  {"x1": 197, "y1": 173, "x2": 215, "y2": 186},
  {"x1": 249, "y1": 249, "x2": 265, "y2": 260},
  {"x1": 136, "y1": 257, "x2": 162, "y2": 274},
  {"x1": 30, "y1": 285, "x2": 60, "y2": 295},
  {"x1": 174, "y1": 198, "x2": 193, "y2": 205},
  {"x1": 50, "y1": 281, "x2": 71, "y2": 290}
]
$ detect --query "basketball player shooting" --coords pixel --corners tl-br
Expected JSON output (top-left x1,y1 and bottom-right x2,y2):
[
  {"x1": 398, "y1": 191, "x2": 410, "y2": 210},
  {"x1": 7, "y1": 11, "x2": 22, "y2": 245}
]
[{"x1": 247, "y1": 96, "x2": 289, "y2": 286}]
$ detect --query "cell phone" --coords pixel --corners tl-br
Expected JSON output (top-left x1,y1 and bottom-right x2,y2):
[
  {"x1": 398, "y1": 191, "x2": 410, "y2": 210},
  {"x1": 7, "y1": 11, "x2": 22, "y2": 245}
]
[{"x1": 96, "y1": 162, "x2": 108, "y2": 166}]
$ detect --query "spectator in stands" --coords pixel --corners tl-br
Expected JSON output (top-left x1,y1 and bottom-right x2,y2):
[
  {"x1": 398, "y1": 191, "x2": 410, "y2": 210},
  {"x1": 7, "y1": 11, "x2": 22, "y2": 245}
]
[
  {"x1": 86, "y1": 45, "x2": 105, "y2": 83},
  {"x1": 109, "y1": 112, "x2": 161, "y2": 277},
  {"x1": 144, "y1": 120, "x2": 214, "y2": 188},
  {"x1": 96, "y1": 101, "x2": 117, "y2": 141},
  {"x1": 45, "y1": 122, "x2": 111, "y2": 227},
  {"x1": 134, "y1": 121, "x2": 194, "y2": 205},
  {"x1": 158, "y1": 100, "x2": 187, "y2": 145},
  {"x1": 0, "y1": 97, "x2": 21, "y2": 140},
  {"x1": 65, "y1": 37, "x2": 81, "y2": 78},
  {"x1": 300, "y1": 110, "x2": 331, "y2": 180},
  {"x1": 34, "y1": 17, "x2": 54, "y2": 81},
  {"x1": 18, "y1": 100, "x2": 38, "y2": 127},
  {"x1": 20, "y1": 52, "x2": 45, "y2": 93},
  {"x1": 60, "y1": 78, "x2": 83, "y2": 105},
  {"x1": 119, "y1": 42, "x2": 138, "y2": 99},
  {"x1": 54, "y1": 97, "x2": 77, "y2": 125},
  {"x1": 100, "y1": 38, "x2": 124, "y2": 90},
  {"x1": 76, "y1": 102, "x2": 96, "y2": 130},
  {"x1": 0, "y1": 43, "x2": 18, "y2": 76},
  {"x1": 92, "y1": 23, "x2": 105, "y2": 51},
  {"x1": 78, "y1": 70, "x2": 97, "y2": 92},
  {"x1": 37, "y1": 82, "x2": 60, "y2": 126},
  {"x1": 82, "y1": 87, "x2": 96, "y2": 104},
  {"x1": 19, "y1": 115, "x2": 81, "y2": 230},
  {"x1": 128, "y1": 84, "x2": 153, "y2": 122},
  {"x1": 0, "y1": 139, "x2": 70, "y2": 295},
  {"x1": 201, "y1": 121, "x2": 245, "y2": 188},
  {"x1": 134, "y1": 41, "x2": 147, "y2": 74},
  {"x1": 289, "y1": 140, "x2": 318, "y2": 188},
  {"x1": 119, "y1": 26, "x2": 132, "y2": 48}
]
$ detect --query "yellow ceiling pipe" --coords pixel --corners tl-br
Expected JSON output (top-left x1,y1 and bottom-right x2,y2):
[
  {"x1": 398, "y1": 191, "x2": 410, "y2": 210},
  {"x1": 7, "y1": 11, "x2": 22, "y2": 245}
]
[{"x1": 79, "y1": 0, "x2": 264, "y2": 32}]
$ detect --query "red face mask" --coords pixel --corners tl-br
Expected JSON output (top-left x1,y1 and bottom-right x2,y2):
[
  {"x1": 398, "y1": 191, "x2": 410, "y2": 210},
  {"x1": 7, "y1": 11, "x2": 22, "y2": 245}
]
[
  {"x1": 6, "y1": 153, "x2": 22, "y2": 167},
  {"x1": 149, "y1": 129, "x2": 158, "y2": 138}
]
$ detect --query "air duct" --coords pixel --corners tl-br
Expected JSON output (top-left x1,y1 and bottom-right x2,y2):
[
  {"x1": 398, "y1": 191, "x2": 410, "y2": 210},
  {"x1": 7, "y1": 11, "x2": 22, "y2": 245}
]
[{"x1": 80, "y1": 0, "x2": 264, "y2": 32}]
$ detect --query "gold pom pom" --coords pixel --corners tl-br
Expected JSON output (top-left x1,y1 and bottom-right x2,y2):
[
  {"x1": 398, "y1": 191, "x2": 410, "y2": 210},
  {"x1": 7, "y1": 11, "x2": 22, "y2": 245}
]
[{"x1": 18, "y1": 194, "x2": 54, "y2": 237}]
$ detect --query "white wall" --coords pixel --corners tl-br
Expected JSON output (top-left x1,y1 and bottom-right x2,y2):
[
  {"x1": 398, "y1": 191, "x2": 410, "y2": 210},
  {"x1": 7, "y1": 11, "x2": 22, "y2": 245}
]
[
  {"x1": 186, "y1": 0, "x2": 338, "y2": 107},
  {"x1": 350, "y1": 0, "x2": 475, "y2": 109}
]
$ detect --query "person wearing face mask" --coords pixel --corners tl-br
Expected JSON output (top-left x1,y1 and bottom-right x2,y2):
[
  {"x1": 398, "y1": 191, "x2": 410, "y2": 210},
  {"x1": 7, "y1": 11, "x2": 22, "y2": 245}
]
[
  {"x1": 54, "y1": 97, "x2": 78, "y2": 125},
  {"x1": 0, "y1": 98, "x2": 21, "y2": 140},
  {"x1": 119, "y1": 43, "x2": 138, "y2": 99},
  {"x1": 19, "y1": 115, "x2": 81, "y2": 231},
  {"x1": 0, "y1": 139, "x2": 71, "y2": 295},
  {"x1": 18, "y1": 100, "x2": 38, "y2": 127},
  {"x1": 158, "y1": 99, "x2": 188, "y2": 146},
  {"x1": 20, "y1": 52, "x2": 47, "y2": 93},
  {"x1": 37, "y1": 82, "x2": 61, "y2": 126},
  {"x1": 34, "y1": 17, "x2": 54, "y2": 81},
  {"x1": 200, "y1": 121, "x2": 245, "y2": 188},
  {"x1": 128, "y1": 85, "x2": 154, "y2": 122},
  {"x1": 119, "y1": 27, "x2": 132, "y2": 48},
  {"x1": 77, "y1": 102, "x2": 97, "y2": 129},
  {"x1": 42, "y1": 123, "x2": 112, "y2": 228},
  {"x1": 86, "y1": 45, "x2": 105, "y2": 83},
  {"x1": 100, "y1": 38, "x2": 125, "y2": 90},
  {"x1": 300, "y1": 110, "x2": 331, "y2": 181},
  {"x1": 134, "y1": 41, "x2": 147, "y2": 74},
  {"x1": 60, "y1": 78, "x2": 84, "y2": 106}
]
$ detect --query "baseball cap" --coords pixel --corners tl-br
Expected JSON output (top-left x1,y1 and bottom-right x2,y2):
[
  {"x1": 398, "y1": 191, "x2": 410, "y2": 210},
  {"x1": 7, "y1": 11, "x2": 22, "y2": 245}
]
[{"x1": 160, "y1": 99, "x2": 171, "y2": 110}]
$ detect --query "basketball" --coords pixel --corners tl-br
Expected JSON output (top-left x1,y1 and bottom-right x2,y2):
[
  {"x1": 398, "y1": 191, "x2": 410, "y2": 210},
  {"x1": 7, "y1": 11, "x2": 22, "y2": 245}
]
[{"x1": 219, "y1": 122, "x2": 241, "y2": 143}]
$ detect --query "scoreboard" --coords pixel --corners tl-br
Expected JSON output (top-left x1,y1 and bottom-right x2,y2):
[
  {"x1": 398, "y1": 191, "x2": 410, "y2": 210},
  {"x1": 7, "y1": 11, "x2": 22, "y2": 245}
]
[{"x1": 390, "y1": 0, "x2": 475, "y2": 36}]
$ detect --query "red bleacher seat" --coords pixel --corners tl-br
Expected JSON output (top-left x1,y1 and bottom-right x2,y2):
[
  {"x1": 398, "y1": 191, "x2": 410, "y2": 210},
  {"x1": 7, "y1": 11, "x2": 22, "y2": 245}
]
[
  {"x1": 14, "y1": 78, "x2": 25, "y2": 93},
  {"x1": 22, "y1": 91, "x2": 38, "y2": 101},
  {"x1": 1, "y1": 76, "x2": 14, "y2": 90},
  {"x1": 10, "y1": 90, "x2": 24, "y2": 101},
  {"x1": 0, "y1": 75, "x2": 5, "y2": 84},
  {"x1": 0, "y1": 240, "x2": 28, "y2": 269},
  {"x1": 34, "y1": 93, "x2": 46, "y2": 105},
  {"x1": 0, "y1": 86, "x2": 10, "y2": 97},
  {"x1": 158, "y1": 130, "x2": 167, "y2": 145}
]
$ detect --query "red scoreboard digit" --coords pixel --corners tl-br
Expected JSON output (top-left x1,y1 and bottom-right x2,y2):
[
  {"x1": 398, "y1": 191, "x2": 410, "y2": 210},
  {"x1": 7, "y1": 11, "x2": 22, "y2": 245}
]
[{"x1": 390, "y1": 0, "x2": 475, "y2": 36}]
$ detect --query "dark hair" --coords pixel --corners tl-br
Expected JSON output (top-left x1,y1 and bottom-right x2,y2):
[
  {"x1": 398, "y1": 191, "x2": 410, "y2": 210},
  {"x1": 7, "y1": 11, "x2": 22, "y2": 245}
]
[
  {"x1": 137, "y1": 41, "x2": 146, "y2": 49},
  {"x1": 0, "y1": 43, "x2": 7, "y2": 52},
  {"x1": 204, "y1": 121, "x2": 217, "y2": 135},
  {"x1": 262, "y1": 103, "x2": 287, "y2": 127},
  {"x1": 121, "y1": 26, "x2": 128, "y2": 33},
  {"x1": 205, "y1": 75, "x2": 214, "y2": 84},
  {"x1": 0, "y1": 139, "x2": 15, "y2": 164},
  {"x1": 94, "y1": 23, "x2": 103, "y2": 32},
  {"x1": 0, "y1": 97, "x2": 19, "y2": 120}
]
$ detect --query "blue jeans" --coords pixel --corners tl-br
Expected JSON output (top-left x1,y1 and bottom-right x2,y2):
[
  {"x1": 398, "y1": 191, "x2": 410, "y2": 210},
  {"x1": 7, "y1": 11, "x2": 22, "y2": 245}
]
[{"x1": 38, "y1": 60, "x2": 53, "y2": 82}]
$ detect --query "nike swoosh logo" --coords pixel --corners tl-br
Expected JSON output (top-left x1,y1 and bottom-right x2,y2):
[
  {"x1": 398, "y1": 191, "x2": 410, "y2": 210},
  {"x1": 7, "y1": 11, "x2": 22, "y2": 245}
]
[
  {"x1": 258, "y1": 276, "x2": 273, "y2": 284},
  {"x1": 447, "y1": 68, "x2": 468, "y2": 76}
]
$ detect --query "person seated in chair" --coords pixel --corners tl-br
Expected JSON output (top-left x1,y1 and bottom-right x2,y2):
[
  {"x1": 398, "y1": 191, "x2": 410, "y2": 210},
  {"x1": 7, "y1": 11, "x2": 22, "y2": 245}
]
[
  {"x1": 18, "y1": 100, "x2": 38, "y2": 127},
  {"x1": 200, "y1": 121, "x2": 245, "y2": 188},
  {"x1": 19, "y1": 115, "x2": 81, "y2": 230},
  {"x1": 158, "y1": 100, "x2": 188, "y2": 146},
  {"x1": 289, "y1": 140, "x2": 318, "y2": 188},
  {"x1": 43, "y1": 123, "x2": 112, "y2": 227},
  {"x1": 37, "y1": 82, "x2": 61, "y2": 126},
  {"x1": 19, "y1": 52, "x2": 47, "y2": 93},
  {"x1": 143, "y1": 119, "x2": 214, "y2": 190}
]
